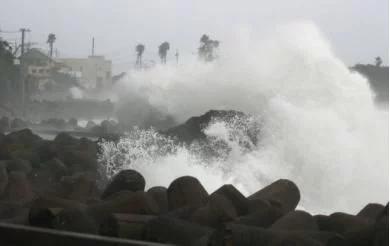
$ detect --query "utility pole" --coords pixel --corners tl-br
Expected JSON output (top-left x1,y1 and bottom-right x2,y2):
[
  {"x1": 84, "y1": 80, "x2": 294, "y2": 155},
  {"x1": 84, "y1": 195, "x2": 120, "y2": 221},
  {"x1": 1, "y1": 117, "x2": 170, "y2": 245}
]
[
  {"x1": 19, "y1": 28, "x2": 30, "y2": 118},
  {"x1": 92, "y1": 37, "x2": 95, "y2": 56},
  {"x1": 20, "y1": 28, "x2": 30, "y2": 56},
  {"x1": 175, "y1": 50, "x2": 179, "y2": 65}
]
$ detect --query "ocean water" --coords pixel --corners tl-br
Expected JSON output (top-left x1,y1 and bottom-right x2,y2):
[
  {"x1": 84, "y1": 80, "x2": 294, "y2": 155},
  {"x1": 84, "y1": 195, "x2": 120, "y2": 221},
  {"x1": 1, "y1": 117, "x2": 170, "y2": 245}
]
[{"x1": 99, "y1": 21, "x2": 389, "y2": 214}]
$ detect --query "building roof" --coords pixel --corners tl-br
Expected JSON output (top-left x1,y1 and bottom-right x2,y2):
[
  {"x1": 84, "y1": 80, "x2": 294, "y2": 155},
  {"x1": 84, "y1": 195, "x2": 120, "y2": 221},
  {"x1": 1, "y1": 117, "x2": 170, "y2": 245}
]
[{"x1": 20, "y1": 48, "x2": 52, "y2": 65}]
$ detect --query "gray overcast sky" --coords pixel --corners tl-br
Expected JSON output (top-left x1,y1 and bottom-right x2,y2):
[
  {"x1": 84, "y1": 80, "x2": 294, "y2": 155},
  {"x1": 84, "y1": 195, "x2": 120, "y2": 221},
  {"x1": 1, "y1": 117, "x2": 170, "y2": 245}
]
[{"x1": 0, "y1": 0, "x2": 388, "y2": 73}]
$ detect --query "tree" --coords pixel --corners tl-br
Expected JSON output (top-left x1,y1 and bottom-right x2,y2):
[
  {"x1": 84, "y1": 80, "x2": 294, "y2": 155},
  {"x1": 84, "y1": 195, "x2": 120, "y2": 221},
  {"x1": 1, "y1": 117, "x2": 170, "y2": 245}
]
[
  {"x1": 375, "y1": 56, "x2": 383, "y2": 67},
  {"x1": 198, "y1": 34, "x2": 219, "y2": 62},
  {"x1": 158, "y1": 42, "x2": 170, "y2": 64},
  {"x1": 0, "y1": 41, "x2": 17, "y2": 103},
  {"x1": 136, "y1": 44, "x2": 145, "y2": 68},
  {"x1": 47, "y1": 33, "x2": 56, "y2": 58}
]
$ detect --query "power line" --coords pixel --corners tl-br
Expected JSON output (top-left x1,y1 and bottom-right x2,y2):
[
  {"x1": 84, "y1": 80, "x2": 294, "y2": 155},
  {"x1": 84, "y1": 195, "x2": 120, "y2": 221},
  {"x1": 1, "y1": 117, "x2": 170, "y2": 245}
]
[{"x1": 0, "y1": 29, "x2": 20, "y2": 33}]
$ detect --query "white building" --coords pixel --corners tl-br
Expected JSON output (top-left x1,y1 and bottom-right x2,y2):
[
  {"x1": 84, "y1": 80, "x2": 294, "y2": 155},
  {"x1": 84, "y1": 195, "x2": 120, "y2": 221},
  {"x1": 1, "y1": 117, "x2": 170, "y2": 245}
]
[{"x1": 56, "y1": 56, "x2": 112, "y2": 89}]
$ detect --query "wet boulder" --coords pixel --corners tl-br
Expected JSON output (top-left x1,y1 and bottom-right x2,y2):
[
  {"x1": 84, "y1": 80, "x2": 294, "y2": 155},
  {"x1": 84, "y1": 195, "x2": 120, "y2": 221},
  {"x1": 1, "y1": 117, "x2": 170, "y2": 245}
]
[
  {"x1": 357, "y1": 203, "x2": 386, "y2": 221},
  {"x1": 235, "y1": 204, "x2": 284, "y2": 228},
  {"x1": 247, "y1": 198, "x2": 273, "y2": 213},
  {"x1": 53, "y1": 208, "x2": 98, "y2": 234},
  {"x1": 191, "y1": 193, "x2": 237, "y2": 227},
  {"x1": 315, "y1": 212, "x2": 373, "y2": 235},
  {"x1": 89, "y1": 191, "x2": 159, "y2": 215},
  {"x1": 61, "y1": 150, "x2": 97, "y2": 173},
  {"x1": 29, "y1": 160, "x2": 68, "y2": 197},
  {"x1": 212, "y1": 184, "x2": 249, "y2": 216},
  {"x1": 271, "y1": 210, "x2": 318, "y2": 231},
  {"x1": 9, "y1": 148, "x2": 40, "y2": 168},
  {"x1": 28, "y1": 207, "x2": 60, "y2": 228},
  {"x1": 101, "y1": 169, "x2": 146, "y2": 199},
  {"x1": 147, "y1": 186, "x2": 168, "y2": 213},
  {"x1": 4, "y1": 129, "x2": 42, "y2": 147},
  {"x1": 167, "y1": 176, "x2": 209, "y2": 210},
  {"x1": 34, "y1": 140, "x2": 58, "y2": 163},
  {"x1": 0, "y1": 117, "x2": 10, "y2": 133},
  {"x1": 3, "y1": 159, "x2": 32, "y2": 174},
  {"x1": 53, "y1": 132, "x2": 78, "y2": 146},
  {"x1": 0, "y1": 163, "x2": 8, "y2": 195},
  {"x1": 144, "y1": 216, "x2": 214, "y2": 245},
  {"x1": 216, "y1": 224, "x2": 325, "y2": 246},
  {"x1": 3, "y1": 171, "x2": 34, "y2": 203},
  {"x1": 248, "y1": 179, "x2": 300, "y2": 214},
  {"x1": 30, "y1": 196, "x2": 87, "y2": 210},
  {"x1": 61, "y1": 172, "x2": 99, "y2": 202}
]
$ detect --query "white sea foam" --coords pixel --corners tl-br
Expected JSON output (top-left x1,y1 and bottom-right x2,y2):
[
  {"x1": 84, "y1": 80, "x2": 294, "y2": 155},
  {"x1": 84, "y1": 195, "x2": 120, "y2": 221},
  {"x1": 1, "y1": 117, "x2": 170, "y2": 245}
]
[{"x1": 99, "y1": 21, "x2": 388, "y2": 214}]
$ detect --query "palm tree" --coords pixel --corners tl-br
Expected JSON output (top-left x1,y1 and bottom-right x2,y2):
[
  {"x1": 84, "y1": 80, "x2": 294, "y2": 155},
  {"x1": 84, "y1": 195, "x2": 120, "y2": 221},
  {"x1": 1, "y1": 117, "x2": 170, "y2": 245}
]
[
  {"x1": 375, "y1": 56, "x2": 383, "y2": 67},
  {"x1": 158, "y1": 42, "x2": 170, "y2": 64},
  {"x1": 136, "y1": 44, "x2": 145, "y2": 68},
  {"x1": 198, "y1": 34, "x2": 219, "y2": 62},
  {"x1": 47, "y1": 33, "x2": 56, "y2": 58}
]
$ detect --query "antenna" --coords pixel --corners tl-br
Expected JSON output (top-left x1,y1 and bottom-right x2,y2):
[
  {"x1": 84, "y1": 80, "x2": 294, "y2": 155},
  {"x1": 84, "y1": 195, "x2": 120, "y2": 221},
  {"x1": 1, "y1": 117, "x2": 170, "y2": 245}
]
[{"x1": 92, "y1": 37, "x2": 95, "y2": 56}]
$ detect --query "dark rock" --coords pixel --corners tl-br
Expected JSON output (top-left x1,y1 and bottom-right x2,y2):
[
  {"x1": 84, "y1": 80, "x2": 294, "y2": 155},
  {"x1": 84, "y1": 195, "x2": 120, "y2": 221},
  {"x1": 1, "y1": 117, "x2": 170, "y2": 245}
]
[
  {"x1": 53, "y1": 132, "x2": 78, "y2": 146},
  {"x1": 101, "y1": 170, "x2": 146, "y2": 199},
  {"x1": 28, "y1": 207, "x2": 59, "y2": 228},
  {"x1": 29, "y1": 162, "x2": 68, "y2": 197},
  {"x1": 248, "y1": 179, "x2": 300, "y2": 214},
  {"x1": 212, "y1": 184, "x2": 249, "y2": 216},
  {"x1": 2, "y1": 171, "x2": 34, "y2": 203},
  {"x1": 0, "y1": 202, "x2": 27, "y2": 221},
  {"x1": 113, "y1": 214, "x2": 156, "y2": 240},
  {"x1": 298, "y1": 231, "x2": 345, "y2": 246},
  {"x1": 167, "y1": 176, "x2": 208, "y2": 210},
  {"x1": 164, "y1": 206, "x2": 198, "y2": 220},
  {"x1": 30, "y1": 196, "x2": 87, "y2": 210},
  {"x1": 357, "y1": 203, "x2": 386, "y2": 221},
  {"x1": 53, "y1": 208, "x2": 98, "y2": 234},
  {"x1": 271, "y1": 210, "x2": 318, "y2": 231},
  {"x1": 10, "y1": 148, "x2": 40, "y2": 167},
  {"x1": 164, "y1": 110, "x2": 249, "y2": 144},
  {"x1": 40, "y1": 158, "x2": 68, "y2": 177},
  {"x1": 3, "y1": 159, "x2": 32, "y2": 174},
  {"x1": 34, "y1": 140, "x2": 58, "y2": 163},
  {"x1": 144, "y1": 216, "x2": 213, "y2": 244},
  {"x1": 0, "y1": 133, "x2": 5, "y2": 143},
  {"x1": 61, "y1": 172, "x2": 98, "y2": 202},
  {"x1": 0, "y1": 117, "x2": 10, "y2": 133},
  {"x1": 4, "y1": 129, "x2": 42, "y2": 146},
  {"x1": 147, "y1": 186, "x2": 168, "y2": 213},
  {"x1": 315, "y1": 212, "x2": 373, "y2": 235},
  {"x1": 62, "y1": 150, "x2": 97, "y2": 172},
  {"x1": 247, "y1": 198, "x2": 273, "y2": 213},
  {"x1": 89, "y1": 191, "x2": 159, "y2": 215},
  {"x1": 0, "y1": 163, "x2": 8, "y2": 195},
  {"x1": 235, "y1": 205, "x2": 284, "y2": 228},
  {"x1": 191, "y1": 193, "x2": 237, "y2": 227},
  {"x1": 217, "y1": 224, "x2": 325, "y2": 246}
]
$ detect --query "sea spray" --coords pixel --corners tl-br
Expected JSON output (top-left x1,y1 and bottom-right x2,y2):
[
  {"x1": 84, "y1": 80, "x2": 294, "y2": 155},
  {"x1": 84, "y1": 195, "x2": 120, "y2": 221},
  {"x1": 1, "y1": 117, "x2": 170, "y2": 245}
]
[{"x1": 99, "y1": 21, "x2": 388, "y2": 214}]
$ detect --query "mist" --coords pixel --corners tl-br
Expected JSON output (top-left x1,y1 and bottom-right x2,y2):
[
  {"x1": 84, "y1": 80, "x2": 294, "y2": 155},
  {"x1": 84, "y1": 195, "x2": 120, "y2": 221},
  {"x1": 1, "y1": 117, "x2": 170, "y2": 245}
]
[{"x1": 99, "y1": 21, "x2": 389, "y2": 214}]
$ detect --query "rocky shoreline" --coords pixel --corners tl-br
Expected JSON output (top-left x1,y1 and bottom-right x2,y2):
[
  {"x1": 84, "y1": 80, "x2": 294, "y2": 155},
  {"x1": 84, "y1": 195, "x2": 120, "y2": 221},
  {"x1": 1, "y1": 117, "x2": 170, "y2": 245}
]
[{"x1": 0, "y1": 128, "x2": 387, "y2": 245}]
